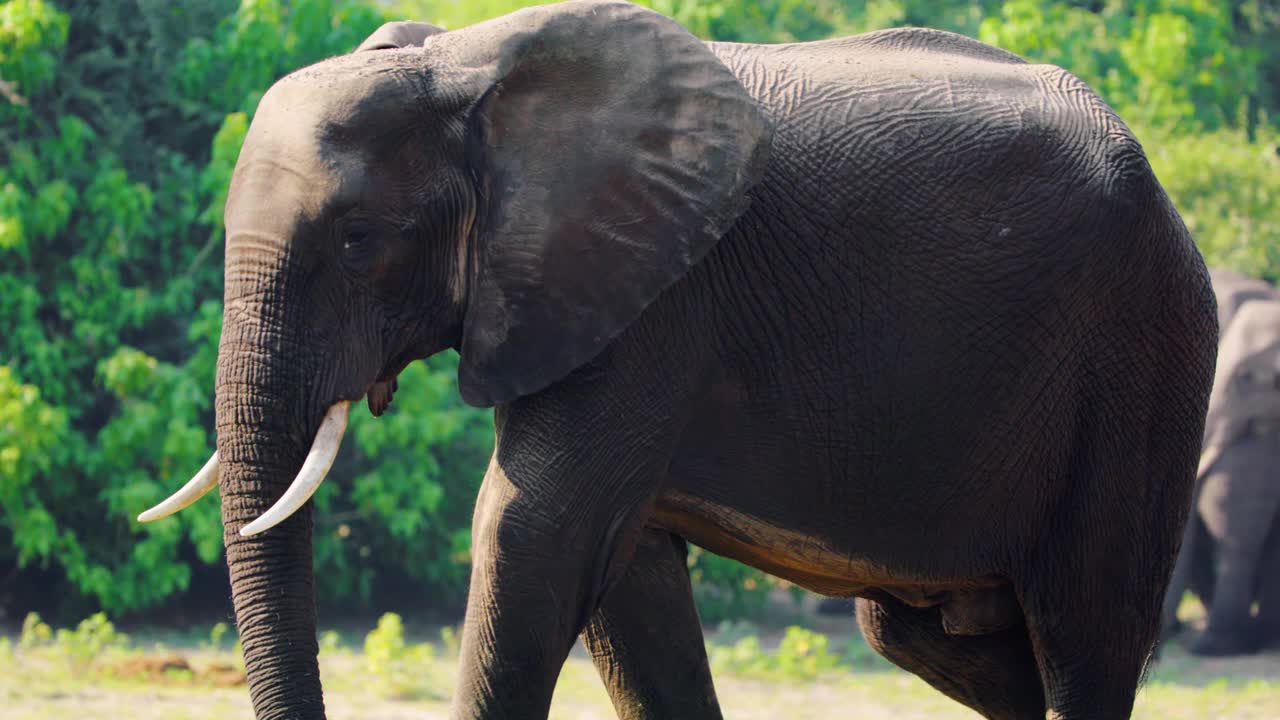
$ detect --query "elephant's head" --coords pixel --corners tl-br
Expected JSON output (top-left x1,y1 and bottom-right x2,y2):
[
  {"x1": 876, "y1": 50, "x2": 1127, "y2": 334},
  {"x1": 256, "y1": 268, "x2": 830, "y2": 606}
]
[
  {"x1": 1198, "y1": 297, "x2": 1280, "y2": 480},
  {"x1": 137, "y1": 2, "x2": 771, "y2": 717}
]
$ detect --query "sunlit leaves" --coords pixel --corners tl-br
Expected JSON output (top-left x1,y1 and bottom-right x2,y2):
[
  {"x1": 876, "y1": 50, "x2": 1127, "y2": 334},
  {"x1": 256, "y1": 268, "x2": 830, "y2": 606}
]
[
  {"x1": 1146, "y1": 122, "x2": 1280, "y2": 282},
  {"x1": 978, "y1": 1, "x2": 1260, "y2": 133},
  {"x1": 0, "y1": 0, "x2": 69, "y2": 98},
  {"x1": 0, "y1": 366, "x2": 71, "y2": 566}
]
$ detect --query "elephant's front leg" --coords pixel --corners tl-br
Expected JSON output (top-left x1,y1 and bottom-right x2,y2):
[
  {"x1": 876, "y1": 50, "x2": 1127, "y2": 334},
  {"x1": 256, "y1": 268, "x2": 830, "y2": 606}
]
[
  {"x1": 451, "y1": 417, "x2": 669, "y2": 718},
  {"x1": 1193, "y1": 440, "x2": 1280, "y2": 656},
  {"x1": 583, "y1": 529, "x2": 721, "y2": 720}
]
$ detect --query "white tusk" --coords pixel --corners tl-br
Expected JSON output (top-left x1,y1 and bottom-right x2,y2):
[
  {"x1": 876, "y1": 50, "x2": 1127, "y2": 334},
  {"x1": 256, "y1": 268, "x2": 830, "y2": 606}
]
[
  {"x1": 240, "y1": 401, "x2": 350, "y2": 537},
  {"x1": 138, "y1": 451, "x2": 221, "y2": 522}
]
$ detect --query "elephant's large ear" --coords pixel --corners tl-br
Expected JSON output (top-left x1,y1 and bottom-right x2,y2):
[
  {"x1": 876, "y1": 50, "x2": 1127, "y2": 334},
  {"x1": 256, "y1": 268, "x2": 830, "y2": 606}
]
[
  {"x1": 355, "y1": 21, "x2": 445, "y2": 52},
  {"x1": 439, "y1": 0, "x2": 773, "y2": 406}
]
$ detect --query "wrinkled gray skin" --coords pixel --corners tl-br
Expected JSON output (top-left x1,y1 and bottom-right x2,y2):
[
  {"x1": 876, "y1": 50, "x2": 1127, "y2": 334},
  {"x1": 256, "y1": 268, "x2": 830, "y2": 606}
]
[
  {"x1": 352, "y1": 19, "x2": 444, "y2": 53},
  {"x1": 210, "y1": 2, "x2": 1215, "y2": 719},
  {"x1": 1163, "y1": 277, "x2": 1280, "y2": 656}
]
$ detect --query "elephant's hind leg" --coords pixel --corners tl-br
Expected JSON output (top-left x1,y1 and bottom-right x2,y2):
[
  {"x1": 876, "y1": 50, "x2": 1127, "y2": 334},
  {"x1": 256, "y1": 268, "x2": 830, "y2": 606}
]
[
  {"x1": 856, "y1": 596, "x2": 1046, "y2": 720},
  {"x1": 582, "y1": 529, "x2": 722, "y2": 720},
  {"x1": 1019, "y1": 346, "x2": 1208, "y2": 717}
]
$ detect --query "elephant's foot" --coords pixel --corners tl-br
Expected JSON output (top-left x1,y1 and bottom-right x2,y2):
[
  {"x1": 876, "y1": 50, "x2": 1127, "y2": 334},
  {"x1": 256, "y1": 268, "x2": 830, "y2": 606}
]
[{"x1": 1190, "y1": 627, "x2": 1258, "y2": 656}]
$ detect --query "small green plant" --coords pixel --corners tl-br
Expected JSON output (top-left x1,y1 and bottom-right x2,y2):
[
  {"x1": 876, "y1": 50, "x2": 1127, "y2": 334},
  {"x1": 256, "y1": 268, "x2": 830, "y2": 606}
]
[
  {"x1": 771, "y1": 626, "x2": 845, "y2": 678},
  {"x1": 709, "y1": 633, "x2": 770, "y2": 676},
  {"x1": 438, "y1": 625, "x2": 460, "y2": 659},
  {"x1": 709, "y1": 626, "x2": 848, "y2": 681},
  {"x1": 53, "y1": 613, "x2": 130, "y2": 673},
  {"x1": 362, "y1": 612, "x2": 445, "y2": 701},
  {"x1": 17, "y1": 612, "x2": 130, "y2": 675},
  {"x1": 204, "y1": 622, "x2": 230, "y2": 652},
  {"x1": 18, "y1": 612, "x2": 53, "y2": 649},
  {"x1": 319, "y1": 629, "x2": 343, "y2": 655}
]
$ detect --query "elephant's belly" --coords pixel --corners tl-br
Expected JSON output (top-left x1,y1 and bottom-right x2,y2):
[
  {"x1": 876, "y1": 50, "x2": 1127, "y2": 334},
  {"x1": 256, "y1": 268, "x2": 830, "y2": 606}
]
[
  {"x1": 650, "y1": 488, "x2": 1016, "y2": 633},
  {"x1": 652, "y1": 488, "x2": 913, "y2": 596}
]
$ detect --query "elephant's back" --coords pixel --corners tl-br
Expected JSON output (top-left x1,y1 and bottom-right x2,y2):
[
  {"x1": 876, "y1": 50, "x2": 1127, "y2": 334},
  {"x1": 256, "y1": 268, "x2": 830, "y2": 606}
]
[
  {"x1": 705, "y1": 32, "x2": 1167, "y2": 303},
  {"x1": 707, "y1": 26, "x2": 1026, "y2": 68},
  {"x1": 709, "y1": 30, "x2": 1148, "y2": 212},
  {"x1": 705, "y1": 28, "x2": 1187, "y2": 315}
]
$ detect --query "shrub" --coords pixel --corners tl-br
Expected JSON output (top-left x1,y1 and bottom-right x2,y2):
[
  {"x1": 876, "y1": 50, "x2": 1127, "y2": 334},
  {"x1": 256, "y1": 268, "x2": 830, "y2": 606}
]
[
  {"x1": 1143, "y1": 122, "x2": 1280, "y2": 282},
  {"x1": 709, "y1": 625, "x2": 847, "y2": 681},
  {"x1": 16, "y1": 611, "x2": 130, "y2": 675},
  {"x1": 362, "y1": 612, "x2": 446, "y2": 701}
]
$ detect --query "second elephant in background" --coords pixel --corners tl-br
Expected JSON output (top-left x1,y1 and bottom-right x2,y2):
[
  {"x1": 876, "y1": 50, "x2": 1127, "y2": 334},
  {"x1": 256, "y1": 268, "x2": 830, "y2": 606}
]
[
  {"x1": 1209, "y1": 268, "x2": 1276, "y2": 334},
  {"x1": 1164, "y1": 277, "x2": 1280, "y2": 655}
]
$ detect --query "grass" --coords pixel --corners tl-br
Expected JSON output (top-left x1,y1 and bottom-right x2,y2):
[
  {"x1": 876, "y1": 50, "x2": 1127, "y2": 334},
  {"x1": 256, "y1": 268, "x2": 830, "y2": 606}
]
[{"x1": 2, "y1": 601, "x2": 1278, "y2": 720}]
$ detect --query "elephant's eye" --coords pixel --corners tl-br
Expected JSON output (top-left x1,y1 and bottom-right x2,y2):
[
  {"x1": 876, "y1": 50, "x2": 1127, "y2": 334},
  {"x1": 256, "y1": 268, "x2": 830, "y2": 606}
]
[{"x1": 343, "y1": 221, "x2": 371, "y2": 253}]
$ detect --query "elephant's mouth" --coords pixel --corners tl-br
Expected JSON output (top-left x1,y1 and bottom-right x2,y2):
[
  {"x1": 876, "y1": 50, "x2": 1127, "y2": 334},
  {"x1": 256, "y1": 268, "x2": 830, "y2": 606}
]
[
  {"x1": 367, "y1": 376, "x2": 398, "y2": 416},
  {"x1": 367, "y1": 344, "x2": 434, "y2": 416}
]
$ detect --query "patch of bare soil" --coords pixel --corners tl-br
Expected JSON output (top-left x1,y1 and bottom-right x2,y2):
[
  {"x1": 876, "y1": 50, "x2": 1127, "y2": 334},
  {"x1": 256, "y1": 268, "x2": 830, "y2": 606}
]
[{"x1": 108, "y1": 653, "x2": 246, "y2": 687}]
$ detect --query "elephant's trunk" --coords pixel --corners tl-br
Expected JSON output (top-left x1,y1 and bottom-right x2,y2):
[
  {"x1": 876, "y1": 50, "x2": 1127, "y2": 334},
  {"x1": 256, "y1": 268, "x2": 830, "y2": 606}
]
[{"x1": 215, "y1": 263, "x2": 327, "y2": 718}]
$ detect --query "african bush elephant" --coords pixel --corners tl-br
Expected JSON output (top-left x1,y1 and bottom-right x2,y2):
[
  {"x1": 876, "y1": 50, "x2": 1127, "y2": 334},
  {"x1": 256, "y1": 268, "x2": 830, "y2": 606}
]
[
  {"x1": 1162, "y1": 267, "x2": 1277, "y2": 618},
  {"x1": 138, "y1": 2, "x2": 1216, "y2": 718},
  {"x1": 1208, "y1": 268, "x2": 1276, "y2": 336},
  {"x1": 1163, "y1": 285, "x2": 1280, "y2": 655}
]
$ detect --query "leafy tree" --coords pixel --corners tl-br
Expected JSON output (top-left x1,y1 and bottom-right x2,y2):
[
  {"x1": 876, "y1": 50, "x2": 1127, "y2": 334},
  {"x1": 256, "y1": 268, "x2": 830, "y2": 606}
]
[{"x1": 0, "y1": 0, "x2": 501, "y2": 619}]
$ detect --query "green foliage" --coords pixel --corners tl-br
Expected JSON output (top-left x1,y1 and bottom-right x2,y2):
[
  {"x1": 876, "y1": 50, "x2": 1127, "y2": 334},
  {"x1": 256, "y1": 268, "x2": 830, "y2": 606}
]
[
  {"x1": 18, "y1": 611, "x2": 54, "y2": 649},
  {"x1": 204, "y1": 621, "x2": 230, "y2": 652},
  {"x1": 641, "y1": 0, "x2": 853, "y2": 42},
  {"x1": 978, "y1": 0, "x2": 1258, "y2": 133},
  {"x1": 0, "y1": 0, "x2": 473, "y2": 616},
  {"x1": 0, "y1": 0, "x2": 68, "y2": 103},
  {"x1": 1145, "y1": 121, "x2": 1280, "y2": 282},
  {"x1": 3, "y1": 0, "x2": 1278, "y2": 622},
  {"x1": 362, "y1": 612, "x2": 447, "y2": 700},
  {"x1": 172, "y1": 0, "x2": 386, "y2": 115},
  {"x1": 17, "y1": 611, "x2": 130, "y2": 675},
  {"x1": 687, "y1": 545, "x2": 773, "y2": 623},
  {"x1": 318, "y1": 628, "x2": 342, "y2": 654},
  {"x1": 709, "y1": 625, "x2": 847, "y2": 680},
  {"x1": 52, "y1": 612, "x2": 130, "y2": 673}
]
